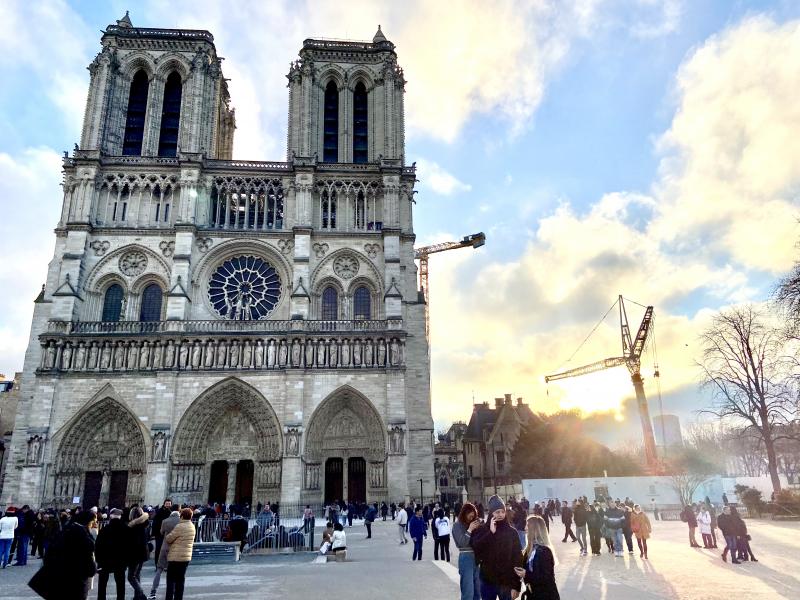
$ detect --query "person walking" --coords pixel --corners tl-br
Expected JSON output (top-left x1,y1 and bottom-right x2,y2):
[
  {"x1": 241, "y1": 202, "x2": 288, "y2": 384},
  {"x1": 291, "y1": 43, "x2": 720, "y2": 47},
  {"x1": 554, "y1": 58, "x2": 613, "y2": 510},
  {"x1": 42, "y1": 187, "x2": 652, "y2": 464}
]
[
  {"x1": 381, "y1": 502, "x2": 389, "y2": 521},
  {"x1": 707, "y1": 503, "x2": 718, "y2": 548},
  {"x1": 631, "y1": 504, "x2": 651, "y2": 559},
  {"x1": 364, "y1": 503, "x2": 377, "y2": 539},
  {"x1": 164, "y1": 508, "x2": 196, "y2": 600},
  {"x1": 586, "y1": 504, "x2": 602, "y2": 556},
  {"x1": 603, "y1": 499, "x2": 625, "y2": 557},
  {"x1": 435, "y1": 509, "x2": 451, "y2": 562},
  {"x1": 0, "y1": 507, "x2": 18, "y2": 568},
  {"x1": 126, "y1": 506, "x2": 150, "y2": 600},
  {"x1": 432, "y1": 507, "x2": 442, "y2": 559},
  {"x1": 573, "y1": 500, "x2": 588, "y2": 556},
  {"x1": 680, "y1": 505, "x2": 700, "y2": 547},
  {"x1": 95, "y1": 508, "x2": 128, "y2": 600},
  {"x1": 453, "y1": 503, "x2": 481, "y2": 600},
  {"x1": 731, "y1": 507, "x2": 757, "y2": 562},
  {"x1": 471, "y1": 495, "x2": 522, "y2": 600},
  {"x1": 397, "y1": 503, "x2": 409, "y2": 544},
  {"x1": 408, "y1": 506, "x2": 427, "y2": 561},
  {"x1": 717, "y1": 505, "x2": 740, "y2": 564},
  {"x1": 622, "y1": 505, "x2": 635, "y2": 554},
  {"x1": 698, "y1": 504, "x2": 713, "y2": 549},
  {"x1": 150, "y1": 509, "x2": 180, "y2": 600},
  {"x1": 560, "y1": 501, "x2": 577, "y2": 543},
  {"x1": 152, "y1": 499, "x2": 173, "y2": 567},
  {"x1": 515, "y1": 515, "x2": 560, "y2": 600}
]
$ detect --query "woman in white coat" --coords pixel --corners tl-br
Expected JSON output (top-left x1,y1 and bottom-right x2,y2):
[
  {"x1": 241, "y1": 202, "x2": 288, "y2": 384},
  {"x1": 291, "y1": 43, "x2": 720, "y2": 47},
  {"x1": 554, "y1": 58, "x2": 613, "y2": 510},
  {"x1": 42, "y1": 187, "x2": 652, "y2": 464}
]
[{"x1": 697, "y1": 504, "x2": 713, "y2": 549}]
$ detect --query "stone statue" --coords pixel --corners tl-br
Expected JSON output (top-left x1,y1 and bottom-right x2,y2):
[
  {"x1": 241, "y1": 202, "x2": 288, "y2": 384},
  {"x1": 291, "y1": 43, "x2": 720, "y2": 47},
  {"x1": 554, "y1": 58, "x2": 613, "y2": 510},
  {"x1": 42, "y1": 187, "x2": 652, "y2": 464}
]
[
  {"x1": 99, "y1": 343, "x2": 112, "y2": 370},
  {"x1": 127, "y1": 342, "x2": 139, "y2": 369},
  {"x1": 364, "y1": 339, "x2": 373, "y2": 367},
  {"x1": 285, "y1": 429, "x2": 300, "y2": 456},
  {"x1": 377, "y1": 340, "x2": 386, "y2": 366},
  {"x1": 44, "y1": 342, "x2": 57, "y2": 369},
  {"x1": 254, "y1": 340, "x2": 264, "y2": 368},
  {"x1": 305, "y1": 340, "x2": 314, "y2": 367},
  {"x1": 27, "y1": 436, "x2": 42, "y2": 464},
  {"x1": 278, "y1": 340, "x2": 288, "y2": 367},
  {"x1": 74, "y1": 343, "x2": 87, "y2": 371},
  {"x1": 353, "y1": 340, "x2": 362, "y2": 367},
  {"x1": 152, "y1": 342, "x2": 163, "y2": 369},
  {"x1": 152, "y1": 432, "x2": 167, "y2": 462},
  {"x1": 204, "y1": 341, "x2": 215, "y2": 368},
  {"x1": 191, "y1": 343, "x2": 202, "y2": 369},
  {"x1": 179, "y1": 343, "x2": 189, "y2": 369},
  {"x1": 316, "y1": 338, "x2": 325, "y2": 367},
  {"x1": 88, "y1": 342, "x2": 99, "y2": 370},
  {"x1": 390, "y1": 427, "x2": 405, "y2": 454},
  {"x1": 229, "y1": 341, "x2": 240, "y2": 368},
  {"x1": 242, "y1": 341, "x2": 252, "y2": 368},
  {"x1": 291, "y1": 339, "x2": 301, "y2": 367},
  {"x1": 164, "y1": 341, "x2": 176, "y2": 368},
  {"x1": 328, "y1": 341, "x2": 338, "y2": 367},
  {"x1": 390, "y1": 339, "x2": 401, "y2": 366},
  {"x1": 267, "y1": 340, "x2": 276, "y2": 368},
  {"x1": 113, "y1": 342, "x2": 126, "y2": 370},
  {"x1": 139, "y1": 341, "x2": 150, "y2": 369},
  {"x1": 341, "y1": 340, "x2": 350, "y2": 367},
  {"x1": 61, "y1": 344, "x2": 73, "y2": 370},
  {"x1": 216, "y1": 341, "x2": 227, "y2": 368}
]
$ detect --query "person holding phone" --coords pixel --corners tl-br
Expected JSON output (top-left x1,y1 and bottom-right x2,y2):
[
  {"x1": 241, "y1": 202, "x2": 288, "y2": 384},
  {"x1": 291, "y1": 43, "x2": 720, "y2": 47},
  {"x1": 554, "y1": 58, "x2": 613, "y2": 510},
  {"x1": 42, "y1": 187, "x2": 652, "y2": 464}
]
[
  {"x1": 471, "y1": 495, "x2": 522, "y2": 600},
  {"x1": 515, "y1": 515, "x2": 560, "y2": 600}
]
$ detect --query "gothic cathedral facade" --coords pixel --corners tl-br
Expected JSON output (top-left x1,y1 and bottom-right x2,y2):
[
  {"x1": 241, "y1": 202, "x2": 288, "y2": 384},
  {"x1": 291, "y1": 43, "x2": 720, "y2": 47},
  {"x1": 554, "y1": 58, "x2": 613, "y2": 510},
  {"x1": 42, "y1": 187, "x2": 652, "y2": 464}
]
[{"x1": 1, "y1": 15, "x2": 433, "y2": 510}]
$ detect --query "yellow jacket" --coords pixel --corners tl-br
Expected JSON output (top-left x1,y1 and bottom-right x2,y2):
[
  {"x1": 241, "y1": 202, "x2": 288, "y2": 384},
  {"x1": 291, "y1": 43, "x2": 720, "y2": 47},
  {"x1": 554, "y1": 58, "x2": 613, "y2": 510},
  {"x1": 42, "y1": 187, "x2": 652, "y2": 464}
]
[{"x1": 165, "y1": 520, "x2": 195, "y2": 562}]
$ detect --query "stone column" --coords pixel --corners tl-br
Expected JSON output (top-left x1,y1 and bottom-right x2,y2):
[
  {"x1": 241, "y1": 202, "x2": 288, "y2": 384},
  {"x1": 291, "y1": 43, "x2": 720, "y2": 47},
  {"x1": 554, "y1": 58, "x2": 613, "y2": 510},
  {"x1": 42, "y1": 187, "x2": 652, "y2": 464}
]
[{"x1": 226, "y1": 460, "x2": 238, "y2": 505}]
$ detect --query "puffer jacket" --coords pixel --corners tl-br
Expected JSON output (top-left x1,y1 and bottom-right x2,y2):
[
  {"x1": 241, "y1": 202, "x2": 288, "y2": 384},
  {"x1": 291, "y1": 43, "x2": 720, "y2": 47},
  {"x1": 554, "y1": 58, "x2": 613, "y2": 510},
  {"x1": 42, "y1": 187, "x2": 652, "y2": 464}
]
[{"x1": 165, "y1": 520, "x2": 195, "y2": 562}]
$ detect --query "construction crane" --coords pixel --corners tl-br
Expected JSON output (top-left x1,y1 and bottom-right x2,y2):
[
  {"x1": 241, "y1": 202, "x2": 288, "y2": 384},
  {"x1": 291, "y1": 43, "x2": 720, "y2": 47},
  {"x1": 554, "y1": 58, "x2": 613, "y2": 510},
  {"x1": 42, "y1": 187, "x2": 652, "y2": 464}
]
[
  {"x1": 544, "y1": 295, "x2": 659, "y2": 471},
  {"x1": 415, "y1": 232, "x2": 485, "y2": 339}
]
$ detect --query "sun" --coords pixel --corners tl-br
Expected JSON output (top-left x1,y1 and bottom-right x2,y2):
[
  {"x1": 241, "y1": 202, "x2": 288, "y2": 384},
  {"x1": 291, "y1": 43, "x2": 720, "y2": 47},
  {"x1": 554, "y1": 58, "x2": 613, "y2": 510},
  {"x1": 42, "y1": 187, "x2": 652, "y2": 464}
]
[{"x1": 546, "y1": 367, "x2": 632, "y2": 417}]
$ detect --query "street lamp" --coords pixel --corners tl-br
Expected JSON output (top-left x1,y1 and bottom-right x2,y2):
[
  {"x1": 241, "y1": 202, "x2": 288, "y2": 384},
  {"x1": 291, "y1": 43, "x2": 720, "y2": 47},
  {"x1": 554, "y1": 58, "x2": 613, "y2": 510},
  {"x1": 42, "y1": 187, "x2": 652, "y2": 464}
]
[{"x1": 418, "y1": 478, "x2": 424, "y2": 502}]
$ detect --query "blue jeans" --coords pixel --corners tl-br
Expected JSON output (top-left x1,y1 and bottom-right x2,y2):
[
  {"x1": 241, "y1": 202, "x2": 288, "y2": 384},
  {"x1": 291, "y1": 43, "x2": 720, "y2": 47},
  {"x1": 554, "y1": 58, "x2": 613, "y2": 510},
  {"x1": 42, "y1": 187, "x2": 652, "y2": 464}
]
[
  {"x1": 458, "y1": 552, "x2": 480, "y2": 600},
  {"x1": 412, "y1": 538, "x2": 423, "y2": 560},
  {"x1": 613, "y1": 528, "x2": 623, "y2": 553},
  {"x1": 723, "y1": 535, "x2": 737, "y2": 559},
  {"x1": 479, "y1": 576, "x2": 513, "y2": 600},
  {"x1": 16, "y1": 535, "x2": 29, "y2": 564},
  {"x1": 0, "y1": 538, "x2": 12, "y2": 566}
]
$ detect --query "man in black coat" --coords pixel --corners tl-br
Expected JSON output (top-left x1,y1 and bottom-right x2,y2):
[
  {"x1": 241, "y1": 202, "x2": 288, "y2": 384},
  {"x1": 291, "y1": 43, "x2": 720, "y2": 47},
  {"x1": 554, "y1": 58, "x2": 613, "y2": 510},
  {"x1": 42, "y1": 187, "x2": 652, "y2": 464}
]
[
  {"x1": 126, "y1": 506, "x2": 150, "y2": 600},
  {"x1": 95, "y1": 509, "x2": 128, "y2": 600},
  {"x1": 471, "y1": 495, "x2": 522, "y2": 600},
  {"x1": 560, "y1": 501, "x2": 577, "y2": 543},
  {"x1": 151, "y1": 499, "x2": 173, "y2": 567}
]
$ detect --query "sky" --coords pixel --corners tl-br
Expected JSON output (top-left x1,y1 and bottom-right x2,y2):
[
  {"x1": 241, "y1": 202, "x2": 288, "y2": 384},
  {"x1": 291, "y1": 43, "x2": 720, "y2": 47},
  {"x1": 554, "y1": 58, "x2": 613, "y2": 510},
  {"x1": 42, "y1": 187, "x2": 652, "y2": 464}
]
[{"x1": 1, "y1": 0, "x2": 799, "y2": 446}]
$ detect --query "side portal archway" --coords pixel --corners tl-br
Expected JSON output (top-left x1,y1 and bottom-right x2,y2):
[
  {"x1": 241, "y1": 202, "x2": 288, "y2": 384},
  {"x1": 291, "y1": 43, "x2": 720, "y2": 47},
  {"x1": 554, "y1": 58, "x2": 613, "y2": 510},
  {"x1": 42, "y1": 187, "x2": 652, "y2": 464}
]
[
  {"x1": 170, "y1": 378, "x2": 282, "y2": 505},
  {"x1": 304, "y1": 386, "x2": 387, "y2": 503}
]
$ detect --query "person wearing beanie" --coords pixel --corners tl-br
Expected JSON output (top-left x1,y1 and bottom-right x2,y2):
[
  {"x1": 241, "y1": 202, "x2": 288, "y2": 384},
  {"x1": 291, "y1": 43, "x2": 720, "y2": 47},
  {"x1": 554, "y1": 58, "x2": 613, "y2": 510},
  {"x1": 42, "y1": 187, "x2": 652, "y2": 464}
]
[
  {"x1": 471, "y1": 495, "x2": 522, "y2": 599},
  {"x1": 0, "y1": 508, "x2": 18, "y2": 568},
  {"x1": 150, "y1": 509, "x2": 181, "y2": 599},
  {"x1": 95, "y1": 508, "x2": 128, "y2": 599}
]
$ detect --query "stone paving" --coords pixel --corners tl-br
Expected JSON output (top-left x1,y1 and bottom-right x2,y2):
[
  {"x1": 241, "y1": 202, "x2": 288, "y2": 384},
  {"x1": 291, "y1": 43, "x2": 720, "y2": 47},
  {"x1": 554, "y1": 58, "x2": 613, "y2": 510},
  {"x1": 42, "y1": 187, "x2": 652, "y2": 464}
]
[{"x1": 1, "y1": 516, "x2": 799, "y2": 599}]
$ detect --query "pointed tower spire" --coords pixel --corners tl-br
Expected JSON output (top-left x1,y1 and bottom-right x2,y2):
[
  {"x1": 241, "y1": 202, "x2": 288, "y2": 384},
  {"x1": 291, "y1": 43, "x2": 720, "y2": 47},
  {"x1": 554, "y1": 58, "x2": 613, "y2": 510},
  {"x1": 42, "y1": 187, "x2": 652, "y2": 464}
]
[
  {"x1": 373, "y1": 24, "x2": 387, "y2": 43},
  {"x1": 117, "y1": 11, "x2": 133, "y2": 28}
]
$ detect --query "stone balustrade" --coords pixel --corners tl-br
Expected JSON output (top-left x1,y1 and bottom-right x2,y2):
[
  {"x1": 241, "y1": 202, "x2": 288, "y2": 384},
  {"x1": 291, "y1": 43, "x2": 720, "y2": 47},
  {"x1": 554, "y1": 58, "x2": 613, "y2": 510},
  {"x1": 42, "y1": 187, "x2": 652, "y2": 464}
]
[{"x1": 39, "y1": 320, "x2": 406, "y2": 373}]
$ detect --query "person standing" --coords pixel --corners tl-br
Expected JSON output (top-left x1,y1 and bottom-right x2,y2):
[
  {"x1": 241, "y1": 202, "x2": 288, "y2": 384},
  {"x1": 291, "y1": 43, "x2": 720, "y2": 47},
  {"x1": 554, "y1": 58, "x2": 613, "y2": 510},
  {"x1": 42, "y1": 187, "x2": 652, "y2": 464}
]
[
  {"x1": 453, "y1": 503, "x2": 481, "y2": 600},
  {"x1": 573, "y1": 500, "x2": 588, "y2": 557},
  {"x1": 717, "y1": 505, "x2": 740, "y2": 564},
  {"x1": 152, "y1": 499, "x2": 173, "y2": 567},
  {"x1": 14, "y1": 504, "x2": 32, "y2": 566},
  {"x1": 471, "y1": 495, "x2": 522, "y2": 600},
  {"x1": 731, "y1": 507, "x2": 757, "y2": 562},
  {"x1": 164, "y1": 508, "x2": 196, "y2": 600},
  {"x1": 622, "y1": 505, "x2": 635, "y2": 554},
  {"x1": 432, "y1": 507, "x2": 441, "y2": 559},
  {"x1": 698, "y1": 504, "x2": 713, "y2": 549},
  {"x1": 680, "y1": 505, "x2": 700, "y2": 548},
  {"x1": 126, "y1": 506, "x2": 150, "y2": 600},
  {"x1": 435, "y1": 509, "x2": 451, "y2": 562},
  {"x1": 650, "y1": 498, "x2": 659, "y2": 521},
  {"x1": 0, "y1": 507, "x2": 18, "y2": 568},
  {"x1": 150, "y1": 509, "x2": 181, "y2": 600},
  {"x1": 408, "y1": 507, "x2": 427, "y2": 561},
  {"x1": 364, "y1": 503, "x2": 377, "y2": 539},
  {"x1": 560, "y1": 500, "x2": 577, "y2": 543},
  {"x1": 95, "y1": 508, "x2": 128, "y2": 600},
  {"x1": 381, "y1": 502, "x2": 389, "y2": 521},
  {"x1": 631, "y1": 504, "x2": 651, "y2": 559},
  {"x1": 708, "y1": 503, "x2": 718, "y2": 548},
  {"x1": 603, "y1": 499, "x2": 625, "y2": 557},
  {"x1": 515, "y1": 515, "x2": 560, "y2": 600},
  {"x1": 586, "y1": 504, "x2": 602, "y2": 556},
  {"x1": 397, "y1": 503, "x2": 409, "y2": 544}
]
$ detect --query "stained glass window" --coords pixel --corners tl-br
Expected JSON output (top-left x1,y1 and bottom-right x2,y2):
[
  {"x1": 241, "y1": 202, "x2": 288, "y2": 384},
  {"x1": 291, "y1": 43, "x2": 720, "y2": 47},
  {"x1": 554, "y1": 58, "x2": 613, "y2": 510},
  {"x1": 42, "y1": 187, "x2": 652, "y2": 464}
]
[
  {"x1": 322, "y1": 287, "x2": 338, "y2": 320},
  {"x1": 139, "y1": 283, "x2": 163, "y2": 322},
  {"x1": 353, "y1": 286, "x2": 371, "y2": 320},
  {"x1": 102, "y1": 284, "x2": 124, "y2": 322},
  {"x1": 208, "y1": 256, "x2": 282, "y2": 320}
]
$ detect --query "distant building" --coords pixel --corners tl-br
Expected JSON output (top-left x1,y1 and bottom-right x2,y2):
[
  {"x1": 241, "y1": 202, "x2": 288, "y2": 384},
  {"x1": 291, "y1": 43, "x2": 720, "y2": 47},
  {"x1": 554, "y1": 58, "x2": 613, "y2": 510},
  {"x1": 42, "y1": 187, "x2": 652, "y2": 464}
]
[
  {"x1": 0, "y1": 374, "x2": 22, "y2": 497},
  {"x1": 434, "y1": 422, "x2": 467, "y2": 506},
  {"x1": 652, "y1": 414, "x2": 683, "y2": 450},
  {"x1": 463, "y1": 394, "x2": 540, "y2": 503}
]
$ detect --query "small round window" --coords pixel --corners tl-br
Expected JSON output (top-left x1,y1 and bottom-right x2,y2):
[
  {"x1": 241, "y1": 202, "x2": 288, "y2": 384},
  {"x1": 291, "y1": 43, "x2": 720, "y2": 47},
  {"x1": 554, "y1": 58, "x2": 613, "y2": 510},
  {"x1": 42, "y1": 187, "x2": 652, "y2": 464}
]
[{"x1": 208, "y1": 255, "x2": 281, "y2": 320}]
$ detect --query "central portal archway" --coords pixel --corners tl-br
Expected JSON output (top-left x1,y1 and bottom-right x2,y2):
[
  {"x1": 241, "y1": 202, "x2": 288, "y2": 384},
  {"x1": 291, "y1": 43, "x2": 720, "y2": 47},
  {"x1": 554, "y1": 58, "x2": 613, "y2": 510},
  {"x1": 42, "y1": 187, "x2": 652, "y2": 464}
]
[
  {"x1": 304, "y1": 386, "x2": 387, "y2": 504},
  {"x1": 171, "y1": 378, "x2": 283, "y2": 506}
]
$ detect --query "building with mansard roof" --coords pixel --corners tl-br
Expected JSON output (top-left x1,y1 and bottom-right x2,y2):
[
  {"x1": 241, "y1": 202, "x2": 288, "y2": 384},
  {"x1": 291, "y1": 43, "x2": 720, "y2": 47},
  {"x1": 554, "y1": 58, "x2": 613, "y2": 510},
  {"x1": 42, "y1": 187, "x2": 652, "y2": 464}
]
[{"x1": 1, "y1": 14, "x2": 433, "y2": 510}]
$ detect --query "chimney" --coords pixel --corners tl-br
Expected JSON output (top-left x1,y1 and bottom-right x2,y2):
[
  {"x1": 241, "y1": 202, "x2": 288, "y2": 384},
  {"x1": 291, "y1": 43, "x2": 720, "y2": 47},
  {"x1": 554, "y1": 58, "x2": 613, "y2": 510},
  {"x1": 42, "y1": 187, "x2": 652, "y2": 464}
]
[
  {"x1": 504, "y1": 393, "x2": 512, "y2": 405},
  {"x1": 517, "y1": 397, "x2": 523, "y2": 406},
  {"x1": 494, "y1": 397, "x2": 503, "y2": 409}
]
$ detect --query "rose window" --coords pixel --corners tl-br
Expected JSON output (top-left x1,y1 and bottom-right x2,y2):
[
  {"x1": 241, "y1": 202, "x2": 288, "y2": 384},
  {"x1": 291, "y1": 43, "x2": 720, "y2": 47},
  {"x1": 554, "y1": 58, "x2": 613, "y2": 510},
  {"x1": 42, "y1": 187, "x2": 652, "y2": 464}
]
[{"x1": 208, "y1": 256, "x2": 281, "y2": 320}]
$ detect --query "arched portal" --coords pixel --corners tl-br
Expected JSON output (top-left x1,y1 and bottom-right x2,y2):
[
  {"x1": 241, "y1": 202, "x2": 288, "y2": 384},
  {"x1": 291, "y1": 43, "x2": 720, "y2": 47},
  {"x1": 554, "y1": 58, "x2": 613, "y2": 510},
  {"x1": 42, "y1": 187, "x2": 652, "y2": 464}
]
[
  {"x1": 170, "y1": 378, "x2": 282, "y2": 506},
  {"x1": 52, "y1": 397, "x2": 147, "y2": 509},
  {"x1": 304, "y1": 386, "x2": 386, "y2": 503}
]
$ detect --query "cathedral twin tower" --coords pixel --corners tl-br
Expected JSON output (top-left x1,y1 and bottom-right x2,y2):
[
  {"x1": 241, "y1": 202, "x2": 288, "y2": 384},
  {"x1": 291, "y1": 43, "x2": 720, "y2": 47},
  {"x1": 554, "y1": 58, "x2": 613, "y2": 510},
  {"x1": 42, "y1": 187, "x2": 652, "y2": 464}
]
[{"x1": 2, "y1": 14, "x2": 433, "y2": 510}]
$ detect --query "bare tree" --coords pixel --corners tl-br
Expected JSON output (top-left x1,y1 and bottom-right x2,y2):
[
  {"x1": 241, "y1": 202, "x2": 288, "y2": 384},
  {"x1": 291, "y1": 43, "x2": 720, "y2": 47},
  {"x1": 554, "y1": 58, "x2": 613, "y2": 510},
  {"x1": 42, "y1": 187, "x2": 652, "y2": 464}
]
[
  {"x1": 697, "y1": 306, "x2": 796, "y2": 492},
  {"x1": 667, "y1": 447, "x2": 715, "y2": 506}
]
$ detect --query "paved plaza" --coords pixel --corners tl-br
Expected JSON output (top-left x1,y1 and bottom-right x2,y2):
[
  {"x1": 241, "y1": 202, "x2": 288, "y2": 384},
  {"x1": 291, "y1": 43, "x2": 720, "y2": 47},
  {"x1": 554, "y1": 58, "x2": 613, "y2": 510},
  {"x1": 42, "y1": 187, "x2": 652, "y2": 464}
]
[{"x1": 2, "y1": 517, "x2": 799, "y2": 599}]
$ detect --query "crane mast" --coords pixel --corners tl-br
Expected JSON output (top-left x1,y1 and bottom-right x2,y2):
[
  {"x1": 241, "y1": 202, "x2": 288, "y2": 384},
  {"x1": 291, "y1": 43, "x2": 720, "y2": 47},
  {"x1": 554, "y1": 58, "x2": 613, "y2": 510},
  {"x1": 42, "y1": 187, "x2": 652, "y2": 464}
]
[
  {"x1": 545, "y1": 295, "x2": 659, "y2": 471},
  {"x1": 415, "y1": 232, "x2": 485, "y2": 340}
]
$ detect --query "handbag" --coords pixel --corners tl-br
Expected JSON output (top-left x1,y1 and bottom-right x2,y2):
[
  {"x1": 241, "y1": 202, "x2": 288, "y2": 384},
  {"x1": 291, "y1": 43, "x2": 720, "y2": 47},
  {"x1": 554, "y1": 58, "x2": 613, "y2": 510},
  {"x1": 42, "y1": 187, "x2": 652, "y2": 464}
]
[{"x1": 520, "y1": 580, "x2": 534, "y2": 600}]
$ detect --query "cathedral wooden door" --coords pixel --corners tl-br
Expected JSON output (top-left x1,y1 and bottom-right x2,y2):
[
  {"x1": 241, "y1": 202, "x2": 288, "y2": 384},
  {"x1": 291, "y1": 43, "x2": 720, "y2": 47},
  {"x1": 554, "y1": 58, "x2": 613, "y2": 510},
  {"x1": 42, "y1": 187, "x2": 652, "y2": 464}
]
[
  {"x1": 83, "y1": 471, "x2": 102, "y2": 510},
  {"x1": 109, "y1": 470, "x2": 128, "y2": 509},
  {"x1": 325, "y1": 458, "x2": 343, "y2": 503},
  {"x1": 348, "y1": 457, "x2": 366, "y2": 503}
]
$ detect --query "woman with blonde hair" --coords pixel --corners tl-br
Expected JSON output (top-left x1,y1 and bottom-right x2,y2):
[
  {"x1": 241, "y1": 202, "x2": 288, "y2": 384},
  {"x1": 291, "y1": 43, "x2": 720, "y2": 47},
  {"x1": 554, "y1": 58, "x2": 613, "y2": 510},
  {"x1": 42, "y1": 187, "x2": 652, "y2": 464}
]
[{"x1": 514, "y1": 515, "x2": 560, "y2": 600}]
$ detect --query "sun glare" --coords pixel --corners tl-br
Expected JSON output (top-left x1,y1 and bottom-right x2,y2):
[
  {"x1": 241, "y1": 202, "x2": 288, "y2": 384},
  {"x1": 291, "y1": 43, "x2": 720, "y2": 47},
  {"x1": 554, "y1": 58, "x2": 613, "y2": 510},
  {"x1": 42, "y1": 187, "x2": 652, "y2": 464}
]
[{"x1": 547, "y1": 367, "x2": 632, "y2": 417}]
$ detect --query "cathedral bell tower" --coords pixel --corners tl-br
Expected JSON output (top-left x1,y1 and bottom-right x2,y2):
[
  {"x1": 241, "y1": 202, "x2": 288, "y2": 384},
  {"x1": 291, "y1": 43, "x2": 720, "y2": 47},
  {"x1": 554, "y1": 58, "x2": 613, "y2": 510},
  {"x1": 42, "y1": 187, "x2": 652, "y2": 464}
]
[{"x1": 286, "y1": 26, "x2": 406, "y2": 163}]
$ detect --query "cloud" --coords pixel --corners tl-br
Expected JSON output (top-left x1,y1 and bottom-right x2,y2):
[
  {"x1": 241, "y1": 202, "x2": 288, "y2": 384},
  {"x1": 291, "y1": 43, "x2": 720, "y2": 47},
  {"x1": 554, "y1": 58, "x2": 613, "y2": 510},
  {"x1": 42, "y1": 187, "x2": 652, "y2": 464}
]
[
  {"x1": 416, "y1": 160, "x2": 472, "y2": 196},
  {"x1": 0, "y1": 148, "x2": 63, "y2": 377}
]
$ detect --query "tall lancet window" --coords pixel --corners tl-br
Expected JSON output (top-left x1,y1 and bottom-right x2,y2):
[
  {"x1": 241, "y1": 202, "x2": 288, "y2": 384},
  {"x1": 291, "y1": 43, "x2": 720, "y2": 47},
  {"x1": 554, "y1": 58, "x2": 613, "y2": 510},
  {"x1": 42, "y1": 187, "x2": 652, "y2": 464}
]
[
  {"x1": 122, "y1": 70, "x2": 149, "y2": 156},
  {"x1": 158, "y1": 72, "x2": 182, "y2": 157},
  {"x1": 102, "y1": 284, "x2": 124, "y2": 322},
  {"x1": 323, "y1": 81, "x2": 339, "y2": 162},
  {"x1": 353, "y1": 82, "x2": 368, "y2": 163}
]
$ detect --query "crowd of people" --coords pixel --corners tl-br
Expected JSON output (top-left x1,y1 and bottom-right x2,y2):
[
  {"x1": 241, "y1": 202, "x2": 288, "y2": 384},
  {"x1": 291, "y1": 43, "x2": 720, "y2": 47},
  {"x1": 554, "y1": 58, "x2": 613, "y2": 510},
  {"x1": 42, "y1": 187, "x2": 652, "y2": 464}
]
[{"x1": 679, "y1": 500, "x2": 757, "y2": 564}]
